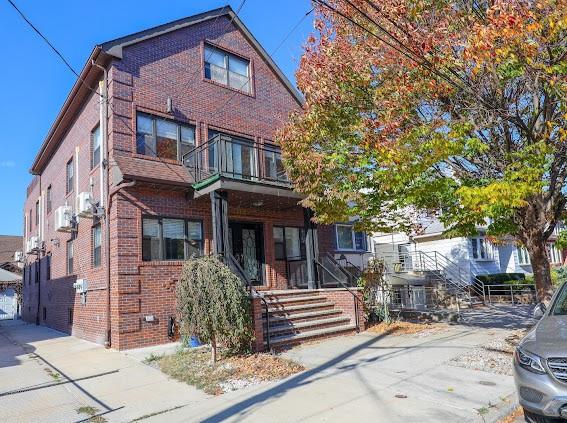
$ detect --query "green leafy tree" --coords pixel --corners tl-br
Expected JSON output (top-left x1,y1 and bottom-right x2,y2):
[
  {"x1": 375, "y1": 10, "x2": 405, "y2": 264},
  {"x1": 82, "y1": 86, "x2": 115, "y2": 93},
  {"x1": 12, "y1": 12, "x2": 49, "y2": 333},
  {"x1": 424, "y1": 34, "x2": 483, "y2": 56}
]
[
  {"x1": 176, "y1": 255, "x2": 254, "y2": 362},
  {"x1": 279, "y1": 0, "x2": 567, "y2": 300}
]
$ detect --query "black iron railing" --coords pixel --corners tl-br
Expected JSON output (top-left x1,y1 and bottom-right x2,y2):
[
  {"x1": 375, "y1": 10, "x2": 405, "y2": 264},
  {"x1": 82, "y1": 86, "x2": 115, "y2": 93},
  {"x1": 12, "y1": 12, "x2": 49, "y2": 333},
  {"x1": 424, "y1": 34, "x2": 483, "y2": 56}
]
[
  {"x1": 315, "y1": 253, "x2": 362, "y2": 332},
  {"x1": 183, "y1": 134, "x2": 291, "y2": 187},
  {"x1": 221, "y1": 252, "x2": 272, "y2": 351}
]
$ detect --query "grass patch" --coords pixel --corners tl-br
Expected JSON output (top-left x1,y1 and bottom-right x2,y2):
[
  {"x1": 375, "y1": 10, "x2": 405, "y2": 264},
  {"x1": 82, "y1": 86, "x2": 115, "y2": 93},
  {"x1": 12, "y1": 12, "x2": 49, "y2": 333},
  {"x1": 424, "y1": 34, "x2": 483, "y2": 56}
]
[
  {"x1": 76, "y1": 406, "x2": 107, "y2": 422},
  {"x1": 142, "y1": 353, "x2": 164, "y2": 364},
  {"x1": 366, "y1": 321, "x2": 445, "y2": 336},
  {"x1": 157, "y1": 347, "x2": 304, "y2": 395}
]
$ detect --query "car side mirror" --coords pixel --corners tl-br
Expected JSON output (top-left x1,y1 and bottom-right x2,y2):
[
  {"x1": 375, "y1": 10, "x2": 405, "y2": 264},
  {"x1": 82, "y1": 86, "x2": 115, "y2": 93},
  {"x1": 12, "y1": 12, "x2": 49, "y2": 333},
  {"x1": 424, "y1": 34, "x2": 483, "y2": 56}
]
[{"x1": 533, "y1": 303, "x2": 546, "y2": 319}]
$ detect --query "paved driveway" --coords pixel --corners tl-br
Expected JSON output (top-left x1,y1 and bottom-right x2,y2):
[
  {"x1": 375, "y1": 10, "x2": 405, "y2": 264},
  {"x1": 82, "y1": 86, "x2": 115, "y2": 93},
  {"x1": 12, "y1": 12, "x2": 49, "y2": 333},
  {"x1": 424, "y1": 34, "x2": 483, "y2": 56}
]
[
  {"x1": 0, "y1": 321, "x2": 206, "y2": 422},
  {"x1": 0, "y1": 305, "x2": 534, "y2": 422}
]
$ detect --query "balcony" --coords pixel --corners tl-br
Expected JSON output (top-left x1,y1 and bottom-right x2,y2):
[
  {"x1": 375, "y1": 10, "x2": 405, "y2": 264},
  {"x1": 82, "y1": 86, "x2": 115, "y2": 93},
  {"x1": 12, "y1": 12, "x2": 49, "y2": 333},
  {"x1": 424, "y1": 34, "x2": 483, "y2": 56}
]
[{"x1": 183, "y1": 134, "x2": 295, "y2": 196}]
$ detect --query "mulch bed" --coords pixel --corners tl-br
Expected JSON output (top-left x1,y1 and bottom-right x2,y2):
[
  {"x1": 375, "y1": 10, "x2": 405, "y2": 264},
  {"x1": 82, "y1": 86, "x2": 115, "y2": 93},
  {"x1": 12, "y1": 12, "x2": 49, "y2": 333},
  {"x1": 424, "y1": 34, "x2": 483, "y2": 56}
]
[{"x1": 151, "y1": 347, "x2": 304, "y2": 395}]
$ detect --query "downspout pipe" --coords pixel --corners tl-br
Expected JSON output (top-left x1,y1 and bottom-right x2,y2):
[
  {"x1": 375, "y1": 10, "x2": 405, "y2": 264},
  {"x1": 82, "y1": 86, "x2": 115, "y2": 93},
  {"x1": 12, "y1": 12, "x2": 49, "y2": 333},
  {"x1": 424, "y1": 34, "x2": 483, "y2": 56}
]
[
  {"x1": 92, "y1": 60, "x2": 111, "y2": 348},
  {"x1": 35, "y1": 175, "x2": 42, "y2": 325}
]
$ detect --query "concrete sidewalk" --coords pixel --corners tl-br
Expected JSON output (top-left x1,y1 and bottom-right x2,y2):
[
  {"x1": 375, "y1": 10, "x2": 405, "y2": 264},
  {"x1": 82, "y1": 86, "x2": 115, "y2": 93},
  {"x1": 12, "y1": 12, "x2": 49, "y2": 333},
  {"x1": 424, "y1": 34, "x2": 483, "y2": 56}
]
[
  {"x1": 0, "y1": 305, "x2": 532, "y2": 422},
  {"x1": 0, "y1": 321, "x2": 206, "y2": 422},
  {"x1": 147, "y1": 305, "x2": 534, "y2": 423}
]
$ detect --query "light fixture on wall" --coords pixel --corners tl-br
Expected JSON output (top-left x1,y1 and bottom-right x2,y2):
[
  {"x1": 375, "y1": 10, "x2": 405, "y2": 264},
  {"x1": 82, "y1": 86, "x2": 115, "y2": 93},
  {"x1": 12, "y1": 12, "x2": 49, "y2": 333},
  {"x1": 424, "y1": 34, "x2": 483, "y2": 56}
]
[{"x1": 252, "y1": 200, "x2": 264, "y2": 207}]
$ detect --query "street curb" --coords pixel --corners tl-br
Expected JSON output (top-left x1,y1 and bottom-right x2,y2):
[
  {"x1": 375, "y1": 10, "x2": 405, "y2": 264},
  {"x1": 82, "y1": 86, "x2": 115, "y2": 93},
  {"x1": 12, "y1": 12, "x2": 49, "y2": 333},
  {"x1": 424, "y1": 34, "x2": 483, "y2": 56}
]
[{"x1": 473, "y1": 393, "x2": 520, "y2": 423}]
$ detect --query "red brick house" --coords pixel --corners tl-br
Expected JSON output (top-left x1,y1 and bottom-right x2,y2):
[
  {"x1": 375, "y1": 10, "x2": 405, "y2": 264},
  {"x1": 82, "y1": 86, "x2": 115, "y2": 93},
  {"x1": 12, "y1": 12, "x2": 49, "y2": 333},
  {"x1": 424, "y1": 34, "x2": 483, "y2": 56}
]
[{"x1": 22, "y1": 7, "x2": 365, "y2": 350}]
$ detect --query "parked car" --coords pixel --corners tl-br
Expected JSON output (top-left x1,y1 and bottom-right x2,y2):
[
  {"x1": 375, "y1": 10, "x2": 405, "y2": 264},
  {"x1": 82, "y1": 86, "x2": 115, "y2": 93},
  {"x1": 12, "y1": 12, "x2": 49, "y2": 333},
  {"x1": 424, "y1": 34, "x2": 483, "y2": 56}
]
[{"x1": 514, "y1": 282, "x2": 567, "y2": 422}]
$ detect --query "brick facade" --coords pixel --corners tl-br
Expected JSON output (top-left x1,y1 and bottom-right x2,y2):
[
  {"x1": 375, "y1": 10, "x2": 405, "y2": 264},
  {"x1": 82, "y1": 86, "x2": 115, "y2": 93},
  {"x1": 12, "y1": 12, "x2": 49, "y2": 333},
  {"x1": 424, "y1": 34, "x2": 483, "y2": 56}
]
[{"x1": 22, "y1": 9, "x2": 344, "y2": 350}]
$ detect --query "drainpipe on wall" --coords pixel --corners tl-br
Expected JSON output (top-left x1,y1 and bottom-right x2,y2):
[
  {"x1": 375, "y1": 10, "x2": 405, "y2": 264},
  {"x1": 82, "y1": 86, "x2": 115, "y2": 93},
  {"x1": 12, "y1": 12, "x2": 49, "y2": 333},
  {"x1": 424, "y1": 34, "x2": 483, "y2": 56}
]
[
  {"x1": 35, "y1": 175, "x2": 42, "y2": 325},
  {"x1": 93, "y1": 60, "x2": 111, "y2": 348}
]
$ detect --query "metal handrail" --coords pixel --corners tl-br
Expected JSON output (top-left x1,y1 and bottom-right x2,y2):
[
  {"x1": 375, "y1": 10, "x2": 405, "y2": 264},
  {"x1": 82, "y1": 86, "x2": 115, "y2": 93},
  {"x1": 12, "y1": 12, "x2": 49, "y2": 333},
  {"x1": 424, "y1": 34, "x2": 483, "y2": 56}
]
[
  {"x1": 377, "y1": 250, "x2": 486, "y2": 303},
  {"x1": 182, "y1": 134, "x2": 291, "y2": 187},
  {"x1": 314, "y1": 254, "x2": 362, "y2": 332},
  {"x1": 221, "y1": 252, "x2": 272, "y2": 351}
]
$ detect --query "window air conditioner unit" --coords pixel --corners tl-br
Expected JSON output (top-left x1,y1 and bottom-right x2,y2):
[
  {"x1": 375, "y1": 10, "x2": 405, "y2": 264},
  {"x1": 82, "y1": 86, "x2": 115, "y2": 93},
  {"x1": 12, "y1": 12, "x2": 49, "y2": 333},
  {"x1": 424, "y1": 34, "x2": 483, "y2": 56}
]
[
  {"x1": 14, "y1": 251, "x2": 24, "y2": 262},
  {"x1": 76, "y1": 192, "x2": 93, "y2": 217},
  {"x1": 28, "y1": 236, "x2": 40, "y2": 252},
  {"x1": 73, "y1": 278, "x2": 88, "y2": 294},
  {"x1": 54, "y1": 205, "x2": 73, "y2": 232}
]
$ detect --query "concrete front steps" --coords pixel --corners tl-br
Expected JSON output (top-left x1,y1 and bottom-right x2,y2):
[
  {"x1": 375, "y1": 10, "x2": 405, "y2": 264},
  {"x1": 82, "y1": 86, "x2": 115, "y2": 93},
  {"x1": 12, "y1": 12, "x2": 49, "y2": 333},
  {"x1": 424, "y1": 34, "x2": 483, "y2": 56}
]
[{"x1": 262, "y1": 290, "x2": 358, "y2": 349}]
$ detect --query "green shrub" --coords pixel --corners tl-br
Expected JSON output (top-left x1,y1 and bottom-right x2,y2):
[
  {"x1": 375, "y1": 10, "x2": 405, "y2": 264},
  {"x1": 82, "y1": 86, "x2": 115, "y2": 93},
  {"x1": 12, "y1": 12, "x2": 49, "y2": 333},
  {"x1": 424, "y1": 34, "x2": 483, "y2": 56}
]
[
  {"x1": 176, "y1": 255, "x2": 254, "y2": 362},
  {"x1": 476, "y1": 273, "x2": 526, "y2": 284}
]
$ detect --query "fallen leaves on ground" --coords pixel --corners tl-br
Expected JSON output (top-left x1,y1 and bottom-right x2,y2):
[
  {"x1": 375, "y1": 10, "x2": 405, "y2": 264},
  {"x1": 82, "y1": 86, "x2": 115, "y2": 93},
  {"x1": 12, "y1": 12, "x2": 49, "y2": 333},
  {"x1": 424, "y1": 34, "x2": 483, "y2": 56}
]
[
  {"x1": 499, "y1": 406, "x2": 523, "y2": 423},
  {"x1": 366, "y1": 321, "x2": 446, "y2": 336},
  {"x1": 156, "y1": 347, "x2": 304, "y2": 395}
]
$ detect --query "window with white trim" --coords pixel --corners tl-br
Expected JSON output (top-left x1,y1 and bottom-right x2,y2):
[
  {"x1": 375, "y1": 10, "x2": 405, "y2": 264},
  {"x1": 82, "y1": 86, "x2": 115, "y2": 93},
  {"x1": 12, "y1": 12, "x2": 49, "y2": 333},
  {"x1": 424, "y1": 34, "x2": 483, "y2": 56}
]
[
  {"x1": 516, "y1": 246, "x2": 530, "y2": 265},
  {"x1": 335, "y1": 224, "x2": 367, "y2": 251},
  {"x1": 470, "y1": 237, "x2": 494, "y2": 261},
  {"x1": 204, "y1": 44, "x2": 251, "y2": 93},
  {"x1": 91, "y1": 124, "x2": 101, "y2": 169},
  {"x1": 548, "y1": 243, "x2": 562, "y2": 264}
]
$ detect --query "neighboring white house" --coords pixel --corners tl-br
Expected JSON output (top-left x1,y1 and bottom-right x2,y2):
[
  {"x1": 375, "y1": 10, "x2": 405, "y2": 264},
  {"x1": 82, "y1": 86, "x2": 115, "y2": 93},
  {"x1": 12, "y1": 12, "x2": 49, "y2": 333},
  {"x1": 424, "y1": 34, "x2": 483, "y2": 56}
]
[
  {"x1": 0, "y1": 267, "x2": 21, "y2": 320},
  {"x1": 372, "y1": 220, "x2": 565, "y2": 284}
]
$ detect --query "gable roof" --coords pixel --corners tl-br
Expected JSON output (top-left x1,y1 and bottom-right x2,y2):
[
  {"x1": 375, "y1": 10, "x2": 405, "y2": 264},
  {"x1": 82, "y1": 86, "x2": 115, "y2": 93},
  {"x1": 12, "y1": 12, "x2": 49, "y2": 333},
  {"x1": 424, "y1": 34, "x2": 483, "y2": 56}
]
[
  {"x1": 0, "y1": 235, "x2": 22, "y2": 264},
  {"x1": 30, "y1": 6, "x2": 303, "y2": 175}
]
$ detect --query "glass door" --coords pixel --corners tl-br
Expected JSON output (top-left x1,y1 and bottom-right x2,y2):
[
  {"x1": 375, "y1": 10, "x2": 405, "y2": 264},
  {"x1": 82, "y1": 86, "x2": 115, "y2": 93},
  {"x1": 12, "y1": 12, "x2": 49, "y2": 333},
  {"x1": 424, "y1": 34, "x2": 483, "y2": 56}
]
[{"x1": 229, "y1": 222, "x2": 264, "y2": 285}]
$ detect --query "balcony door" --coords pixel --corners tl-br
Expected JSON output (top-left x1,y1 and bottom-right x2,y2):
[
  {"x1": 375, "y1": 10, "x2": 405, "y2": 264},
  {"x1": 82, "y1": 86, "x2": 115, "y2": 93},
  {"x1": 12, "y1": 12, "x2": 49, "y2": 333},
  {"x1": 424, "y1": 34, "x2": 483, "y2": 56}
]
[{"x1": 229, "y1": 222, "x2": 264, "y2": 285}]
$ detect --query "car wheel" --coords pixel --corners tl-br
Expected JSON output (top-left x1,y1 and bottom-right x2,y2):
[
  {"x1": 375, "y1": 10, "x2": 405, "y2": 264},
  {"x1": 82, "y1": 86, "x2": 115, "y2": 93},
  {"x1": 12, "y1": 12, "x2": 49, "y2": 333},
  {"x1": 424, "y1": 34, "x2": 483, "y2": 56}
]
[{"x1": 523, "y1": 408, "x2": 564, "y2": 423}]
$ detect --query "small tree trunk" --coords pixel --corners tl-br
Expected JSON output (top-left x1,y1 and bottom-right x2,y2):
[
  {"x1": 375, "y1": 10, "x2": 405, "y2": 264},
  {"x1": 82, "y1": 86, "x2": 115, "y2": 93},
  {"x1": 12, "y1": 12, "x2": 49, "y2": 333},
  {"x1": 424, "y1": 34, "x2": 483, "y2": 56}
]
[
  {"x1": 211, "y1": 335, "x2": 217, "y2": 363},
  {"x1": 526, "y1": 236, "x2": 554, "y2": 302}
]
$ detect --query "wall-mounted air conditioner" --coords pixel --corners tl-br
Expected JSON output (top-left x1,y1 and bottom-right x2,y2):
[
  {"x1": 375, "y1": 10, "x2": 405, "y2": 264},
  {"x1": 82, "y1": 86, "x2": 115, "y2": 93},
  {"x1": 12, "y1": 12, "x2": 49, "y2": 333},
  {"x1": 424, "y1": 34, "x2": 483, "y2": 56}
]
[
  {"x1": 54, "y1": 205, "x2": 73, "y2": 232},
  {"x1": 27, "y1": 236, "x2": 40, "y2": 253},
  {"x1": 76, "y1": 192, "x2": 93, "y2": 217},
  {"x1": 73, "y1": 278, "x2": 88, "y2": 294},
  {"x1": 14, "y1": 251, "x2": 24, "y2": 262}
]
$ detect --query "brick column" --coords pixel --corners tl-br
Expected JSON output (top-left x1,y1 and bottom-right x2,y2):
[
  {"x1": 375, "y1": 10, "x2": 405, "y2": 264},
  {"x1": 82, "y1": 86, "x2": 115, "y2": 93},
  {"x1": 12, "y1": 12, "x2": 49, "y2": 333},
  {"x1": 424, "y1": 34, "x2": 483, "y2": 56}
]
[{"x1": 250, "y1": 295, "x2": 265, "y2": 352}]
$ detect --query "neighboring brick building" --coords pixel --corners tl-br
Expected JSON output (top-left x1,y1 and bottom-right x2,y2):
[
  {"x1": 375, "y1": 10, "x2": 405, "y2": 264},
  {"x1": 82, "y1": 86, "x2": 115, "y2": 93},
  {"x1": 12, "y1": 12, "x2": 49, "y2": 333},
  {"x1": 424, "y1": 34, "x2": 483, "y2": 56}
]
[{"x1": 22, "y1": 7, "x2": 366, "y2": 350}]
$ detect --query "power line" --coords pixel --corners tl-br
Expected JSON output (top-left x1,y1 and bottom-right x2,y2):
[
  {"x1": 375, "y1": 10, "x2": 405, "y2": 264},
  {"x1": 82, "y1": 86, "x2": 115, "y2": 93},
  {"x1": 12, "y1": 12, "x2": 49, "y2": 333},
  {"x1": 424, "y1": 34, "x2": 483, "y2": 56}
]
[
  {"x1": 6, "y1": 0, "x2": 80, "y2": 78},
  {"x1": 313, "y1": 0, "x2": 513, "y2": 120}
]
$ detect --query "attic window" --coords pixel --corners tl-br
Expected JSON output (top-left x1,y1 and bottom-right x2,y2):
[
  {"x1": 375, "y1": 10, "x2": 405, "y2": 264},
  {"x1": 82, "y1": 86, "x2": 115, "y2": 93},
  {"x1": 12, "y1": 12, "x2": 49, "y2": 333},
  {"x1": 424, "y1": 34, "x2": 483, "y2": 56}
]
[{"x1": 204, "y1": 44, "x2": 251, "y2": 93}]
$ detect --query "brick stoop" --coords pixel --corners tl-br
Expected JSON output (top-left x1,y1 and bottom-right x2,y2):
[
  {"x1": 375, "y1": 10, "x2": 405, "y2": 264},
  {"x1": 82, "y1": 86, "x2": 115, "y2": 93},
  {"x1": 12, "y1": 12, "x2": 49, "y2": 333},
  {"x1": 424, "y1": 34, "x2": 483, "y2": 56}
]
[{"x1": 262, "y1": 290, "x2": 360, "y2": 350}]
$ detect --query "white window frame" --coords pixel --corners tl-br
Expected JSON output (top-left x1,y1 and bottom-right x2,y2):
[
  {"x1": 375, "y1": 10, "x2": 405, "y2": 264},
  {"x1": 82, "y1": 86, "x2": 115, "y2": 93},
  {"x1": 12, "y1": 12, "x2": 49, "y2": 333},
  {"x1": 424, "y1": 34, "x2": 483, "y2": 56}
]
[
  {"x1": 204, "y1": 44, "x2": 251, "y2": 93},
  {"x1": 548, "y1": 243, "x2": 562, "y2": 264},
  {"x1": 516, "y1": 246, "x2": 531, "y2": 265},
  {"x1": 470, "y1": 237, "x2": 494, "y2": 261},
  {"x1": 335, "y1": 224, "x2": 367, "y2": 252}
]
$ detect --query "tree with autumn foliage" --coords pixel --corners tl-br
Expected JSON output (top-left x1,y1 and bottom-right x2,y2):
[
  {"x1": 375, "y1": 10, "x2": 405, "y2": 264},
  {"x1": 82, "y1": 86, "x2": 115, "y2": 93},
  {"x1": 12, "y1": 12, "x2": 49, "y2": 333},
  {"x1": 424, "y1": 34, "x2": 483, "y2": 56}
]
[{"x1": 279, "y1": 0, "x2": 567, "y2": 300}]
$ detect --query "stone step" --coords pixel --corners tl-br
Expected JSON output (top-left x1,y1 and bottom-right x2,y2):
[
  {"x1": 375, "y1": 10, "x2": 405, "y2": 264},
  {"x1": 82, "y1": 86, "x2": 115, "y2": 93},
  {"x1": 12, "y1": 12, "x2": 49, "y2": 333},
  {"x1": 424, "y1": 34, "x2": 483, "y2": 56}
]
[
  {"x1": 266, "y1": 295, "x2": 326, "y2": 306},
  {"x1": 267, "y1": 302, "x2": 335, "y2": 314},
  {"x1": 263, "y1": 290, "x2": 320, "y2": 299},
  {"x1": 268, "y1": 308, "x2": 343, "y2": 323},
  {"x1": 266, "y1": 324, "x2": 357, "y2": 348},
  {"x1": 267, "y1": 316, "x2": 351, "y2": 335}
]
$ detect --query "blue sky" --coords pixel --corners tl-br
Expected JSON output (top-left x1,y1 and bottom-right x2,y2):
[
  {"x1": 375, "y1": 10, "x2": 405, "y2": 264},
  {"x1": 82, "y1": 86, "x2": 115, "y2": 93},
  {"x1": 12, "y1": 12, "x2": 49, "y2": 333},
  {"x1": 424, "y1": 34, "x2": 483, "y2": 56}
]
[{"x1": 0, "y1": 0, "x2": 313, "y2": 236}]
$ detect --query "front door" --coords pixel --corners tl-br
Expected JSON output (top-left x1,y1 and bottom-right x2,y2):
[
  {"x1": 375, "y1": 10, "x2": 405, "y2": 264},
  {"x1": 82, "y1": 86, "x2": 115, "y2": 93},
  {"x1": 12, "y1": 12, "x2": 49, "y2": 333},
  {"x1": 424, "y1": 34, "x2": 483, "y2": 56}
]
[{"x1": 229, "y1": 222, "x2": 264, "y2": 285}]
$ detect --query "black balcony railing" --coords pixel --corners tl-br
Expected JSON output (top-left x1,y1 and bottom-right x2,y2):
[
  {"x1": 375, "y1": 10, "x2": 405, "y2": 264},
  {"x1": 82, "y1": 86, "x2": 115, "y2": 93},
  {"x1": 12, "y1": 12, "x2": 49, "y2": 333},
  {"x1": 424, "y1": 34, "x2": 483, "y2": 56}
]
[{"x1": 182, "y1": 134, "x2": 291, "y2": 187}]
